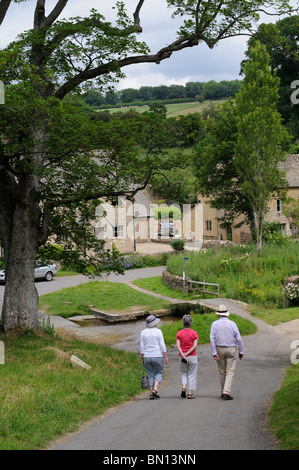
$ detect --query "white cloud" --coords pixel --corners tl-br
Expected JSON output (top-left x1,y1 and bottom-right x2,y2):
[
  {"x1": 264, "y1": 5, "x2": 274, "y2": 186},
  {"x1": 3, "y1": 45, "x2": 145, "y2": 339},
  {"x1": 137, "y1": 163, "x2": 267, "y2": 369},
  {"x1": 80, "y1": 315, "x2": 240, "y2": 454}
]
[{"x1": 0, "y1": 0, "x2": 294, "y2": 91}]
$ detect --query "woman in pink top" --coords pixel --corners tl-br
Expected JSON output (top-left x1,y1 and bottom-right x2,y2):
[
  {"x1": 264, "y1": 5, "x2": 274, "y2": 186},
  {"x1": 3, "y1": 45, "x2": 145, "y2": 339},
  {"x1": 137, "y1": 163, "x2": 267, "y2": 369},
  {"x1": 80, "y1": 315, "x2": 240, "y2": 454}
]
[{"x1": 176, "y1": 315, "x2": 199, "y2": 399}]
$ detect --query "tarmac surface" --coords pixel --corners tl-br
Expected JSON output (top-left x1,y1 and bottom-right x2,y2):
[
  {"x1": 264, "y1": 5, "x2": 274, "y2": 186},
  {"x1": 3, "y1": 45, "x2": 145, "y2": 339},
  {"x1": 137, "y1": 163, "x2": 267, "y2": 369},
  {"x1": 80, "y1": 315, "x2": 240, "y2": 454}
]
[
  {"x1": 1, "y1": 253, "x2": 298, "y2": 452},
  {"x1": 43, "y1": 267, "x2": 299, "y2": 452}
]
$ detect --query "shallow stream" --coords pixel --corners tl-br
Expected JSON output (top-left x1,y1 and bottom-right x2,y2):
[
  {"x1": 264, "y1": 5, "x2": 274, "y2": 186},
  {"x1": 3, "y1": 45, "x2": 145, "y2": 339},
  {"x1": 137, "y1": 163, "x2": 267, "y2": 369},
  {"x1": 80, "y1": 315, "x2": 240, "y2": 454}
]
[{"x1": 69, "y1": 316, "x2": 177, "y2": 352}]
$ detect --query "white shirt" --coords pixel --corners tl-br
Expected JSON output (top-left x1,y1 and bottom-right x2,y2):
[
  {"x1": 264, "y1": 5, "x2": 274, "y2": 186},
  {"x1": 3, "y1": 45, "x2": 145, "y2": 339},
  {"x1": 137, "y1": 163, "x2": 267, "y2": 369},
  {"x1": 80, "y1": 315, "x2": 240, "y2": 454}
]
[
  {"x1": 210, "y1": 317, "x2": 245, "y2": 356},
  {"x1": 140, "y1": 327, "x2": 167, "y2": 357}
]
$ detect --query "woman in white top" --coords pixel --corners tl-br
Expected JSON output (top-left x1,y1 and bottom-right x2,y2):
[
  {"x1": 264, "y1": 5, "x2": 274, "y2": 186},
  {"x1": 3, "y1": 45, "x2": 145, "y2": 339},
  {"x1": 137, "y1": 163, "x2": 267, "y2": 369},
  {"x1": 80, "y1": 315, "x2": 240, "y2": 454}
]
[{"x1": 140, "y1": 315, "x2": 168, "y2": 399}]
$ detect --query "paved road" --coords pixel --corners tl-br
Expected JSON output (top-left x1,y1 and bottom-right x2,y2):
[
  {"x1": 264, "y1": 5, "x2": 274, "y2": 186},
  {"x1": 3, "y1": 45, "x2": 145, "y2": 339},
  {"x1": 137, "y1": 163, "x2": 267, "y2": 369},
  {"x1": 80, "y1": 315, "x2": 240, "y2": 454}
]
[
  {"x1": 0, "y1": 266, "x2": 166, "y2": 315},
  {"x1": 49, "y1": 297, "x2": 297, "y2": 450},
  {"x1": 1, "y1": 268, "x2": 297, "y2": 450}
]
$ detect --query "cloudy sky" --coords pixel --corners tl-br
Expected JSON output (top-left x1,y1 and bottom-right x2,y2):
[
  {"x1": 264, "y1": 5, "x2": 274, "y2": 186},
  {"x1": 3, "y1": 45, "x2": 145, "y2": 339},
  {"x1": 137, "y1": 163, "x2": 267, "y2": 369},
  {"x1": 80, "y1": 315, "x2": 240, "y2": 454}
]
[{"x1": 0, "y1": 0, "x2": 295, "y2": 91}]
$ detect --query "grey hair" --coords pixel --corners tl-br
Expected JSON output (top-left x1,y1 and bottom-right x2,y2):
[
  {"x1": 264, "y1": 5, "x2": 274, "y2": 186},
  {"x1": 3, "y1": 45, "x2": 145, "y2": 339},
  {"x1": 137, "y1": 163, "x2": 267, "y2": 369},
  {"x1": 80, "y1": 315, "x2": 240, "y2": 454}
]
[{"x1": 182, "y1": 314, "x2": 193, "y2": 328}]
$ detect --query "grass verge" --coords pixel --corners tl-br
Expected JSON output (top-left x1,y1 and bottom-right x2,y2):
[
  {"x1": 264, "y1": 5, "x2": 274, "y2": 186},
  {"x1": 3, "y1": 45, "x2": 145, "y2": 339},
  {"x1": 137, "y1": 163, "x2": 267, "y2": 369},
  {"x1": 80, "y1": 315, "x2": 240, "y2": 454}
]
[
  {"x1": 268, "y1": 364, "x2": 299, "y2": 450},
  {"x1": 38, "y1": 281, "x2": 171, "y2": 318},
  {"x1": 160, "y1": 313, "x2": 257, "y2": 347},
  {"x1": 132, "y1": 276, "x2": 199, "y2": 300},
  {"x1": 248, "y1": 305, "x2": 299, "y2": 326},
  {"x1": 0, "y1": 330, "x2": 142, "y2": 450}
]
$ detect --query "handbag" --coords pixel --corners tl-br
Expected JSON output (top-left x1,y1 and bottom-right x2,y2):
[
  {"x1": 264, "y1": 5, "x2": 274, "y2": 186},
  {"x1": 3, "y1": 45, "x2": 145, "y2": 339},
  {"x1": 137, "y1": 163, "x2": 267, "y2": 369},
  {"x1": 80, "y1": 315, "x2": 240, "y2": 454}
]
[{"x1": 141, "y1": 365, "x2": 149, "y2": 389}]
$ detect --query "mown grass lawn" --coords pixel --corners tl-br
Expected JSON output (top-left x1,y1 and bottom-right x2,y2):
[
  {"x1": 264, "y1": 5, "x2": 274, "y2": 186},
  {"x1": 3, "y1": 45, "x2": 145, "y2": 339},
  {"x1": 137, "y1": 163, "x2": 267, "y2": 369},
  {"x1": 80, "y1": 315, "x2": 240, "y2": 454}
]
[
  {"x1": 248, "y1": 305, "x2": 299, "y2": 326},
  {"x1": 268, "y1": 364, "x2": 299, "y2": 450},
  {"x1": 132, "y1": 276, "x2": 199, "y2": 300},
  {"x1": 160, "y1": 313, "x2": 257, "y2": 347},
  {"x1": 38, "y1": 281, "x2": 171, "y2": 318},
  {"x1": 0, "y1": 331, "x2": 142, "y2": 450}
]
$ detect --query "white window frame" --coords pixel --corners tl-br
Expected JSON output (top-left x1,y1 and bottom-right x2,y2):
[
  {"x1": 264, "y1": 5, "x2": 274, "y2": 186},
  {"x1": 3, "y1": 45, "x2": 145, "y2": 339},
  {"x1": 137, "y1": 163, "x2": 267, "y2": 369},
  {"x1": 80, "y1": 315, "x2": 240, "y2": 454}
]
[{"x1": 113, "y1": 225, "x2": 124, "y2": 238}]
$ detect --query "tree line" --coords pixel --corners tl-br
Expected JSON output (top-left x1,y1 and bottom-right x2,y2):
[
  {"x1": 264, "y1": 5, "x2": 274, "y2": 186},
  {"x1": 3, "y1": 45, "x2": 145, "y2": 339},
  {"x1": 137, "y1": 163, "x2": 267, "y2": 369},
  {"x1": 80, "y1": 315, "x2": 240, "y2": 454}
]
[{"x1": 84, "y1": 80, "x2": 244, "y2": 107}]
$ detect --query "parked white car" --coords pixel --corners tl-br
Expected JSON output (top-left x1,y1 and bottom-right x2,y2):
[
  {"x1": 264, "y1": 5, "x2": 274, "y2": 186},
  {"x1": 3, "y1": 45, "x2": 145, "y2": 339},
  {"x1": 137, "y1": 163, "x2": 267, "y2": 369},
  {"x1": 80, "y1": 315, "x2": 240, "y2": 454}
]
[{"x1": 0, "y1": 261, "x2": 58, "y2": 283}]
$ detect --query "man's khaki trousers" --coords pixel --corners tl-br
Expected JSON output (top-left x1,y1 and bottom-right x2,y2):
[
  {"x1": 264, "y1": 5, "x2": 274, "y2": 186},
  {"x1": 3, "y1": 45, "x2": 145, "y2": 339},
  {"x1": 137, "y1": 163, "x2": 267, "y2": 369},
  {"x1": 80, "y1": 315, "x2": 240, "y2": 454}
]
[{"x1": 216, "y1": 346, "x2": 237, "y2": 395}]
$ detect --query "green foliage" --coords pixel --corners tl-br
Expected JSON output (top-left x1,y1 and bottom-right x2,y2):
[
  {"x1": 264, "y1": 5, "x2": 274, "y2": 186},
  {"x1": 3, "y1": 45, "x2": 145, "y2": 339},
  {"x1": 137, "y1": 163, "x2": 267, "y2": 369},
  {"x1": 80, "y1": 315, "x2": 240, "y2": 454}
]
[
  {"x1": 167, "y1": 303, "x2": 209, "y2": 318},
  {"x1": 245, "y1": 15, "x2": 299, "y2": 140},
  {"x1": 161, "y1": 312, "x2": 257, "y2": 347},
  {"x1": 166, "y1": 243, "x2": 299, "y2": 308},
  {"x1": 195, "y1": 42, "x2": 291, "y2": 255},
  {"x1": 234, "y1": 42, "x2": 291, "y2": 253},
  {"x1": 39, "y1": 315, "x2": 56, "y2": 338},
  {"x1": 152, "y1": 205, "x2": 182, "y2": 220},
  {"x1": 262, "y1": 222, "x2": 289, "y2": 245},
  {"x1": 88, "y1": 79, "x2": 243, "y2": 108},
  {"x1": 268, "y1": 364, "x2": 299, "y2": 450},
  {"x1": 170, "y1": 239, "x2": 185, "y2": 252}
]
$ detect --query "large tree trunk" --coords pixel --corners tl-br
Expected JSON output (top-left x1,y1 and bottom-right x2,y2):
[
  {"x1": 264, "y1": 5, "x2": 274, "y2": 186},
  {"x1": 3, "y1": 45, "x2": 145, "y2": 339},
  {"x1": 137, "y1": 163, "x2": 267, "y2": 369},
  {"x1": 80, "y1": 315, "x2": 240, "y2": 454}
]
[{"x1": 1, "y1": 173, "x2": 42, "y2": 332}]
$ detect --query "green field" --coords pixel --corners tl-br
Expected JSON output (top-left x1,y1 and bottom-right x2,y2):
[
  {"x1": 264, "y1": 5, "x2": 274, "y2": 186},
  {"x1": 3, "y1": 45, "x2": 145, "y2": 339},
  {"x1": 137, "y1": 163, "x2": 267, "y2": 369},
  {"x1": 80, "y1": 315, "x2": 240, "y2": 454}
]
[
  {"x1": 38, "y1": 281, "x2": 171, "y2": 318},
  {"x1": 102, "y1": 99, "x2": 227, "y2": 117}
]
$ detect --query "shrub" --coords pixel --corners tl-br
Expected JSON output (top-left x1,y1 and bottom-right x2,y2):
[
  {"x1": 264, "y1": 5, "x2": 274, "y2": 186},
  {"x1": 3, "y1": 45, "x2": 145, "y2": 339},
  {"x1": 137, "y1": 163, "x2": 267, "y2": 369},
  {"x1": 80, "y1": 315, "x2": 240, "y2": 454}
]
[
  {"x1": 283, "y1": 282, "x2": 299, "y2": 306},
  {"x1": 262, "y1": 222, "x2": 288, "y2": 245},
  {"x1": 170, "y1": 239, "x2": 185, "y2": 252},
  {"x1": 167, "y1": 303, "x2": 211, "y2": 317}
]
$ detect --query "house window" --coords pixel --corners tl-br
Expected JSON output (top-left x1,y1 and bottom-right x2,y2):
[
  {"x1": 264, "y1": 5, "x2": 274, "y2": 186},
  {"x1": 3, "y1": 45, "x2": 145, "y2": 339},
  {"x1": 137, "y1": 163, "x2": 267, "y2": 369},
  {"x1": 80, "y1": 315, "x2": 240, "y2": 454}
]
[
  {"x1": 277, "y1": 199, "x2": 283, "y2": 212},
  {"x1": 113, "y1": 225, "x2": 124, "y2": 238},
  {"x1": 206, "y1": 220, "x2": 212, "y2": 232}
]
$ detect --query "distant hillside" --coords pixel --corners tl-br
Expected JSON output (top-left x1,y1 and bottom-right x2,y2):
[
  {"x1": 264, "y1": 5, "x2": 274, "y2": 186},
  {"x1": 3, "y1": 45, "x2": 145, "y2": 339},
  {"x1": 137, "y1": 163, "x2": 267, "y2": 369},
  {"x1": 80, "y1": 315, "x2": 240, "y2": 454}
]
[{"x1": 103, "y1": 99, "x2": 228, "y2": 117}]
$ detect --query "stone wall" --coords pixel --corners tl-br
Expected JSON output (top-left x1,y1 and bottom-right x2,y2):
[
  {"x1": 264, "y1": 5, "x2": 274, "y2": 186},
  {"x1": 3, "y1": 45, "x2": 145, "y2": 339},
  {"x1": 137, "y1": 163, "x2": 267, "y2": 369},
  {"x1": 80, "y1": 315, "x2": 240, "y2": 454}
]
[{"x1": 162, "y1": 269, "x2": 191, "y2": 293}]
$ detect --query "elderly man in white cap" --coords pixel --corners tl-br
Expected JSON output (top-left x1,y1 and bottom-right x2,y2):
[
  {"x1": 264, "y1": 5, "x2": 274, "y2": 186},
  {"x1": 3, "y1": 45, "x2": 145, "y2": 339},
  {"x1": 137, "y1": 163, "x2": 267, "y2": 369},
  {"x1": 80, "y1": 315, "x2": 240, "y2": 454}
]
[{"x1": 210, "y1": 304, "x2": 244, "y2": 400}]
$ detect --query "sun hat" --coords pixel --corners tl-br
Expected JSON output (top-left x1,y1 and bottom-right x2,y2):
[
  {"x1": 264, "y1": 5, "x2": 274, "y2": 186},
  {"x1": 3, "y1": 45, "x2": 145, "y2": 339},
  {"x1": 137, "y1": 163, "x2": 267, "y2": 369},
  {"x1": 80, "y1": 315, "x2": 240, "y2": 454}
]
[
  {"x1": 146, "y1": 315, "x2": 161, "y2": 328},
  {"x1": 216, "y1": 304, "x2": 230, "y2": 316}
]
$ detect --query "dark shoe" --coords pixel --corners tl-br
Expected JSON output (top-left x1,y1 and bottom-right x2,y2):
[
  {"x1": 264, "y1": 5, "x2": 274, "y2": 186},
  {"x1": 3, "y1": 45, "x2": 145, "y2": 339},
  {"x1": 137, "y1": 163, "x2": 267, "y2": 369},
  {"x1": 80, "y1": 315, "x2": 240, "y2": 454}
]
[
  {"x1": 187, "y1": 393, "x2": 195, "y2": 399},
  {"x1": 152, "y1": 389, "x2": 160, "y2": 398},
  {"x1": 222, "y1": 394, "x2": 233, "y2": 400},
  {"x1": 181, "y1": 388, "x2": 186, "y2": 398},
  {"x1": 149, "y1": 393, "x2": 155, "y2": 399}
]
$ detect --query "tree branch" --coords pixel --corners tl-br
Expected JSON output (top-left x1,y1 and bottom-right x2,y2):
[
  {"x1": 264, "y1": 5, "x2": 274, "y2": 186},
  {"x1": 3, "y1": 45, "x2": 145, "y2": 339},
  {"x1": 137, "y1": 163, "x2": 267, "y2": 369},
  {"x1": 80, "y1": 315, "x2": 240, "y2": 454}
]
[
  {"x1": 34, "y1": 0, "x2": 45, "y2": 29},
  {"x1": 54, "y1": 36, "x2": 197, "y2": 100},
  {"x1": 133, "y1": 0, "x2": 144, "y2": 32},
  {"x1": 42, "y1": 0, "x2": 68, "y2": 28},
  {"x1": 0, "y1": 0, "x2": 11, "y2": 26}
]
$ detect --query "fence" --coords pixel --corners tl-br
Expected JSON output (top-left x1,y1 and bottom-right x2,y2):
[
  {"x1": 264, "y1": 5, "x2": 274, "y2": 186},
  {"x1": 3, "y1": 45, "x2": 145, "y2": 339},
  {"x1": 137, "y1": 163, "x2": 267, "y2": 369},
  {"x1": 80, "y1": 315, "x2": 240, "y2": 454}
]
[{"x1": 188, "y1": 279, "x2": 219, "y2": 297}]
